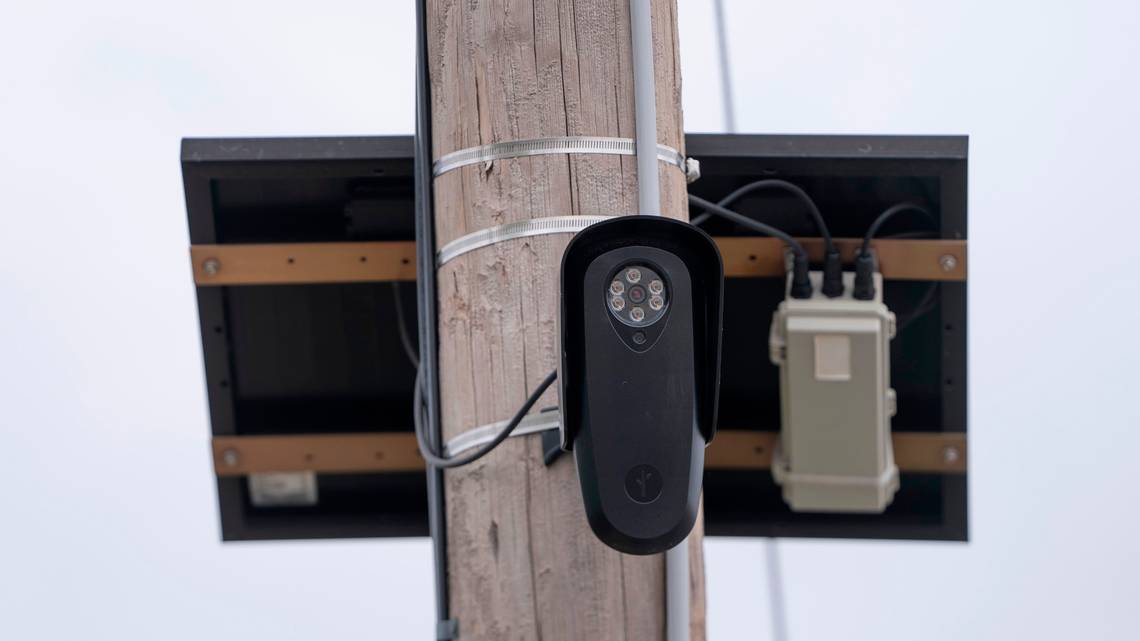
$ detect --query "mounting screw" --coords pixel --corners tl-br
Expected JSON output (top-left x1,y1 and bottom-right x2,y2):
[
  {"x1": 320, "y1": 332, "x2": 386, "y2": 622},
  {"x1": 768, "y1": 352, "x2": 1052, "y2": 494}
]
[
  {"x1": 941, "y1": 446, "x2": 960, "y2": 465},
  {"x1": 939, "y1": 254, "x2": 958, "y2": 273},
  {"x1": 202, "y1": 258, "x2": 221, "y2": 275},
  {"x1": 221, "y1": 448, "x2": 240, "y2": 467}
]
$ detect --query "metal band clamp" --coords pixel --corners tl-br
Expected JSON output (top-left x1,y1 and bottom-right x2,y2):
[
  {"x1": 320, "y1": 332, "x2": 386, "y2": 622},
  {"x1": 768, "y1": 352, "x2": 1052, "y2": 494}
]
[
  {"x1": 443, "y1": 410, "x2": 561, "y2": 457},
  {"x1": 432, "y1": 136, "x2": 700, "y2": 183},
  {"x1": 437, "y1": 215, "x2": 615, "y2": 267}
]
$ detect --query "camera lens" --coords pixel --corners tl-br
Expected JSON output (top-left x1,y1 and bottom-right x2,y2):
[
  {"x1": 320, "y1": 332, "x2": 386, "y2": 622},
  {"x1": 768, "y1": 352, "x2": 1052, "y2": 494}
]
[{"x1": 628, "y1": 285, "x2": 646, "y2": 304}]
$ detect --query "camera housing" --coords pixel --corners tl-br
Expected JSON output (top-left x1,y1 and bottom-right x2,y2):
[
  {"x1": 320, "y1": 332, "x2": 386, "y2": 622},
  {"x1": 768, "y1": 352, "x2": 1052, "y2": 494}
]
[{"x1": 559, "y1": 216, "x2": 723, "y2": 555}]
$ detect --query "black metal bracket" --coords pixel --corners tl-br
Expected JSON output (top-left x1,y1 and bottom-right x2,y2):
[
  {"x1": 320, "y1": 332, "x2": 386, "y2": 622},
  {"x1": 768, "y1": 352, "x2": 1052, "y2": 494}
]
[
  {"x1": 541, "y1": 429, "x2": 565, "y2": 466},
  {"x1": 435, "y1": 619, "x2": 459, "y2": 641}
]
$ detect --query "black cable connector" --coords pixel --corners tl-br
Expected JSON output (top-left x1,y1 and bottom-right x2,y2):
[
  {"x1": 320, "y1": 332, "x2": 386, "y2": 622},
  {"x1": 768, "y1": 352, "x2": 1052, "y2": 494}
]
[
  {"x1": 790, "y1": 252, "x2": 813, "y2": 299},
  {"x1": 852, "y1": 251, "x2": 876, "y2": 301},
  {"x1": 821, "y1": 249, "x2": 844, "y2": 298},
  {"x1": 856, "y1": 202, "x2": 936, "y2": 301}
]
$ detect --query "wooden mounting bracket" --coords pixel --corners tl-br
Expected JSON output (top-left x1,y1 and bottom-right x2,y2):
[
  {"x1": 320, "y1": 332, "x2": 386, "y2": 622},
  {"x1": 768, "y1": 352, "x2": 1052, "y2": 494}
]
[
  {"x1": 212, "y1": 430, "x2": 967, "y2": 477},
  {"x1": 191, "y1": 238, "x2": 966, "y2": 286}
]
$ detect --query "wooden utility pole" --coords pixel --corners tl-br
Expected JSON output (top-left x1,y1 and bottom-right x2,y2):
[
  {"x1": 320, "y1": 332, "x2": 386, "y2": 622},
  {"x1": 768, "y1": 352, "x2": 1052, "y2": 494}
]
[{"x1": 427, "y1": 1, "x2": 703, "y2": 639}]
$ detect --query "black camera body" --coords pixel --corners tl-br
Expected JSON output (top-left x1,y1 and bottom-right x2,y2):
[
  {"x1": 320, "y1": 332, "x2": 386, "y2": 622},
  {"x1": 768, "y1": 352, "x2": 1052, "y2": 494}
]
[{"x1": 559, "y1": 216, "x2": 724, "y2": 555}]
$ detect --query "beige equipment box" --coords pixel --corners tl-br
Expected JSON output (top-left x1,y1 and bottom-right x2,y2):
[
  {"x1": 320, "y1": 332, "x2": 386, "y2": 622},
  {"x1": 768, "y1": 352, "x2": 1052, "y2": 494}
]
[{"x1": 768, "y1": 270, "x2": 900, "y2": 512}]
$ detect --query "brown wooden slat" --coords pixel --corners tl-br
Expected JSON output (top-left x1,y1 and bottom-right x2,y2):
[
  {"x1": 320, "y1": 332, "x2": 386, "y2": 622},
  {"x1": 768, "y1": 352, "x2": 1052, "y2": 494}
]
[
  {"x1": 704, "y1": 430, "x2": 777, "y2": 469},
  {"x1": 891, "y1": 432, "x2": 969, "y2": 473},
  {"x1": 706, "y1": 430, "x2": 967, "y2": 474},
  {"x1": 716, "y1": 237, "x2": 967, "y2": 281},
  {"x1": 191, "y1": 242, "x2": 416, "y2": 286},
  {"x1": 212, "y1": 430, "x2": 966, "y2": 476},
  {"x1": 212, "y1": 433, "x2": 424, "y2": 476},
  {"x1": 190, "y1": 238, "x2": 966, "y2": 286}
]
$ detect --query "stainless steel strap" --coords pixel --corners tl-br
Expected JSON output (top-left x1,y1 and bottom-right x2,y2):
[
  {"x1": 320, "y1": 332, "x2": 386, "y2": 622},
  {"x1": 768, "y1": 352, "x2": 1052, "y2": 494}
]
[
  {"x1": 443, "y1": 411, "x2": 561, "y2": 458},
  {"x1": 432, "y1": 135, "x2": 699, "y2": 181},
  {"x1": 436, "y1": 215, "x2": 615, "y2": 267}
]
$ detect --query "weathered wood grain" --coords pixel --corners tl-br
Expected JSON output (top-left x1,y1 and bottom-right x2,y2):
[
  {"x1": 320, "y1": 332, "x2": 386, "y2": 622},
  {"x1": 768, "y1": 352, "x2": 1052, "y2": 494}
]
[{"x1": 428, "y1": 1, "x2": 701, "y2": 639}]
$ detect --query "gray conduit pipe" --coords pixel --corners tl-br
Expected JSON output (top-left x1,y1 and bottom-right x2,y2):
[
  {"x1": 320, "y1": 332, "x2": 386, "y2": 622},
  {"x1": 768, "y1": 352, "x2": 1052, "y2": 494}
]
[
  {"x1": 629, "y1": 2, "x2": 689, "y2": 641},
  {"x1": 630, "y1": 0, "x2": 662, "y2": 218}
]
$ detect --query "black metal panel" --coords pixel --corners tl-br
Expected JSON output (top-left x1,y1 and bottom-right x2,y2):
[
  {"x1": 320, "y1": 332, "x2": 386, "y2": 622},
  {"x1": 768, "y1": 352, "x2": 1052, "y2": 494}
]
[
  {"x1": 183, "y1": 137, "x2": 424, "y2": 541},
  {"x1": 217, "y1": 474, "x2": 428, "y2": 541},
  {"x1": 182, "y1": 134, "x2": 967, "y2": 542},
  {"x1": 686, "y1": 134, "x2": 968, "y2": 541}
]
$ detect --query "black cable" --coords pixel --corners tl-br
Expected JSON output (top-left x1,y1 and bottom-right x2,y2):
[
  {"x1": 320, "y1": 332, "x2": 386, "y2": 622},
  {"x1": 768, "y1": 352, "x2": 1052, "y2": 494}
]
[
  {"x1": 689, "y1": 194, "x2": 806, "y2": 256},
  {"x1": 855, "y1": 202, "x2": 936, "y2": 300},
  {"x1": 390, "y1": 282, "x2": 420, "y2": 369},
  {"x1": 691, "y1": 180, "x2": 842, "y2": 296},
  {"x1": 878, "y1": 230, "x2": 938, "y2": 240},
  {"x1": 414, "y1": 369, "x2": 558, "y2": 469},
  {"x1": 878, "y1": 228, "x2": 941, "y2": 331},
  {"x1": 872, "y1": 230, "x2": 940, "y2": 329},
  {"x1": 896, "y1": 281, "x2": 940, "y2": 333},
  {"x1": 704, "y1": 179, "x2": 834, "y2": 253},
  {"x1": 414, "y1": 0, "x2": 453, "y2": 636},
  {"x1": 860, "y1": 202, "x2": 935, "y2": 257},
  {"x1": 689, "y1": 193, "x2": 813, "y2": 298}
]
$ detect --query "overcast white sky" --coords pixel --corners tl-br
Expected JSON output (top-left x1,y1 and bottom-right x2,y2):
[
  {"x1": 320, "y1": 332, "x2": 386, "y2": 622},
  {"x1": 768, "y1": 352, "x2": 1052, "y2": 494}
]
[{"x1": 1, "y1": 1, "x2": 1138, "y2": 639}]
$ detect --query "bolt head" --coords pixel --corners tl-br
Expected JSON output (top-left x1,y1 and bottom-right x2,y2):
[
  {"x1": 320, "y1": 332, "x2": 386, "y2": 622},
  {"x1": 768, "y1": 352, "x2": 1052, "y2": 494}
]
[
  {"x1": 942, "y1": 446, "x2": 960, "y2": 465},
  {"x1": 202, "y1": 258, "x2": 221, "y2": 275},
  {"x1": 939, "y1": 254, "x2": 958, "y2": 273},
  {"x1": 221, "y1": 448, "x2": 240, "y2": 467}
]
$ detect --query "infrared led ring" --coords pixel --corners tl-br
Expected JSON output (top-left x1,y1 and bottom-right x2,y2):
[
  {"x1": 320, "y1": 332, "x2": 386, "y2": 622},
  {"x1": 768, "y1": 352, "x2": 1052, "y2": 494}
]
[{"x1": 607, "y1": 263, "x2": 668, "y2": 327}]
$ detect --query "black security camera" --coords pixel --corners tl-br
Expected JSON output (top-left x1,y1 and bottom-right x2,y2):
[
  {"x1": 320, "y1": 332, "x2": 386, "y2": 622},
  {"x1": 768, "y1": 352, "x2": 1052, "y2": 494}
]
[{"x1": 559, "y1": 216, "x2": 724, "y2": 555}]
